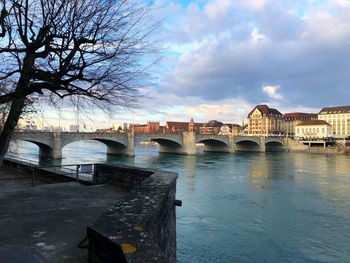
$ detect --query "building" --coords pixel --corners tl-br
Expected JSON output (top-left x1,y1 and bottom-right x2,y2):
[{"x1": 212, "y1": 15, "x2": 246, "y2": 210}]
[
  {"x1": 295, "y1": 120, "x2": 333, "y2": 139},
  {"x1": 284, "y1": 112, "x2": 318, "y2": 137},
  {"x1": 69, "y1": 124, "x2": 79, "y2": 132},
  {"x1": 318, "y1": 106, "x2": 350, "y2": 138},
  {"x1": 247, "y1": 105, "x2": 284, "y2": 136},
  {"x1": 199, "y1": 120, "x2": 223, "y2": 135},
  {"x1": 227, "y1": 124, "x2": 243, "y2": 136},
  {"x1": 218, "y1": 125, "x2": 231, "y2": 135},
  {"x1": 166, "y1": 120, "x2": 204, "y2": 133},
  {"x1": 129, "y1": 122, "x2": 161, "y2": 134}
]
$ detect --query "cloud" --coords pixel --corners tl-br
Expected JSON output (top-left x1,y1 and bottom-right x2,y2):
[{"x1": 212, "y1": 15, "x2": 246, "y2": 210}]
[
  {"x1": 262, "y1": 85, "x2": 283, "y2": 100},
  {"x1": 153, "y1": 0, "x2": 350, "y2": 110}
]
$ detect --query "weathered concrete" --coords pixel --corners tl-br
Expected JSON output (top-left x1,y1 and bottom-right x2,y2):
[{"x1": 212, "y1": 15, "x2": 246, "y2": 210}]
[
  {"x1": 0, "y1": 183, "x2": 126, "y2": 262},
  {"x1": 88, "y1": 164, "x2": 178, "y2": 263},
  {"x1": 0, "y1": 246, "x2": 44, "y2": 263},
  {"x1": 0, "y1": 168, "x2": 126, "y2": 262},
  {"x1": 0, "y1": 162, "x2": 179, "y2": 263}
]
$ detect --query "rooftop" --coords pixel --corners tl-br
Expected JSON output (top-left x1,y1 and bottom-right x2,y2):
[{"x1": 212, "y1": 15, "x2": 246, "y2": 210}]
[
  {"x1": 319, "y1": 106, "x2": 350, "y2": 114},
  {"x1": 296, "y1": 120, "x2": 331, "y2": 126},
  {"x1": 284, "y1": 112, "x2": 317, "y2": 121},
  {"x1": 248, "y1": 104, "x2": 283, "y2": 117}
]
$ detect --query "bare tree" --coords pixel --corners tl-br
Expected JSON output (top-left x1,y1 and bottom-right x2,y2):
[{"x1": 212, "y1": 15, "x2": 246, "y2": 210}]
[{"x1": 0, "y1": 0, "x2": 155, "y2": 164}]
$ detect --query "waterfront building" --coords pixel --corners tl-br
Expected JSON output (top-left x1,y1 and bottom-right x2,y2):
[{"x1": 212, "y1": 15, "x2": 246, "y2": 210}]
[
  {"x1": 166, "y1": 120, "x2": 204, "y2": 133},
  {"x1": 217, "y1": 124, "x2": 242, "y2": 135},
  {"x1": 129, "y1": 122, "x2": 161, "y2": 133},
  {"x1": 229, "y1": 124, "x2": 243, "y2": 136},
  {"x1": 247, "y1": 105, "x2": 284, "y2": 136},
  {"x1": 199, "y1": 120, "x2": 223, "y2": 135},
  {"x1": 295, "y1": 120, "x2": 333, "y2": 139},
  {"x1": 318, "y1": 106, "x2": 350, "y2": 138},
  {"x1": 284, "y1": 113, "x2": 318, "y2": 137},
  {"x1": 218, "y1": 125, "x2": 231, "y2": 135}
]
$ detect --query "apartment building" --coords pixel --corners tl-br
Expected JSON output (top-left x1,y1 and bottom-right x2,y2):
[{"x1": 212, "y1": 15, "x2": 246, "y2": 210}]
[
  {"x1": 295, "y1": 120, "x2": 333, "y2": 139},
  {"x1": 318, "y1": 106, "x2": 350, "y2": 137},
  {"x1": 247, "y1": 105, "x2": 284, "y2": 136},
  {"x1": 284, "y1": 112, "x2": 318, "y2": 137}
]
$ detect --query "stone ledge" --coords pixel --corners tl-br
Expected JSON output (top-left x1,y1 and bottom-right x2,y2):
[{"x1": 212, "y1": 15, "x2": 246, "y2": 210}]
[{"x1": 87, "y1": 164, "x2": 178, "y2": 263}]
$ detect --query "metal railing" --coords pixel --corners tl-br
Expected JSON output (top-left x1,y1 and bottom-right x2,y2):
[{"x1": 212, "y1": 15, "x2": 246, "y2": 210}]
[{"x1": 4, "y1": 155, "x2": 95, "y2": 185}]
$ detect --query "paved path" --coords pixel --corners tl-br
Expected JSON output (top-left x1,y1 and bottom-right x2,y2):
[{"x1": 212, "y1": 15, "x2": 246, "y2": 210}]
[{"x1": 0, "y1": 168, "x2": 126, "y2": 262}]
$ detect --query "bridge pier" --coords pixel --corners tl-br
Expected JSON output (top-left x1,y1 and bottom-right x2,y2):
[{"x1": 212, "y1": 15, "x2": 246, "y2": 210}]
[
  {"x1": 38, "y1": 132, "x2": 63, "y2": 160},
  {"x1": 182, "y1": 132, "x2": 196, "y2": 155},
  {"x1": 259, "y1": 137, "x2": 266, "y2": 152},
  {"x1": 157, "y1": 132, "x2": 196, "y2": 155},
  {"x1": 106, "y1": 133, "x2": 135, "y2": 157}
]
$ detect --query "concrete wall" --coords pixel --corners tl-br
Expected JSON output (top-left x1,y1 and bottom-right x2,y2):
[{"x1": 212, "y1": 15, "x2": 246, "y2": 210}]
[{"x1": 88, "y1": 164, "x2": 179, "y2": 263}]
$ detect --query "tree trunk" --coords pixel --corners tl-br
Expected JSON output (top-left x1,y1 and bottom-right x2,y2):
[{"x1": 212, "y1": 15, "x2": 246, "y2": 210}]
[
  {"x1": 0, "y1": 97, "x2": 26, "y2": 165},
  {"x1": 0, "y1": 53, "x2": 34, "y2": 166}
]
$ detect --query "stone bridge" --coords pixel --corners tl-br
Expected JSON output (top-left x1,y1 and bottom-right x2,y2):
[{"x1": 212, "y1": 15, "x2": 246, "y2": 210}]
[
  {"x1": 12, "y1": 132, "x2": 288, "y2": 160},
  {"x1": 12, "y1": 132, "x2": 134, "y2": 159}
]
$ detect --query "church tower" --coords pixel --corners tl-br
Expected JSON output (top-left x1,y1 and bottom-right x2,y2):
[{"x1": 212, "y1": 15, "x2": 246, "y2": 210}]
[{"x1": 188, "y1": 118, "x2": 195, "y2": 133}]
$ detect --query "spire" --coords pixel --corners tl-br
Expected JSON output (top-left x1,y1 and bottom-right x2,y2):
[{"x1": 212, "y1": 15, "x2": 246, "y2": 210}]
[{"x1": 188, "y1": 117, "x2": 195, "y2": 132}]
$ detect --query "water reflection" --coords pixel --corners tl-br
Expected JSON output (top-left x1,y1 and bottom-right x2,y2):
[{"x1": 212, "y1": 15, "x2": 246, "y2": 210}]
[{"x1": 7, "y1": 140, "x2": 350, "y2": 263}]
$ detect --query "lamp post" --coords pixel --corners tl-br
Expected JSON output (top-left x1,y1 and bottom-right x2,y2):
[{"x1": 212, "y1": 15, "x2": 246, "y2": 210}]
[{"x1": 58, "y1": 107, "x2": 61, "y2": 132}]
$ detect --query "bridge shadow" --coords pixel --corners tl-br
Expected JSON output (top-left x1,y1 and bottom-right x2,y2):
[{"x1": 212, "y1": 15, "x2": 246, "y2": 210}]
[
  {"x1": 235, "y1": 141, "x2": 261, "y2": 152},
  {"x1": 265, "y1": 141, "x2": 284, "y2": 152}
]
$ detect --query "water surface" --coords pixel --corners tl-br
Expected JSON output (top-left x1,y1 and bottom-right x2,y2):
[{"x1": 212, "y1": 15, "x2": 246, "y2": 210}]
[{"x1": 8, "y1": 141, "x2": 350, "y2": 263}]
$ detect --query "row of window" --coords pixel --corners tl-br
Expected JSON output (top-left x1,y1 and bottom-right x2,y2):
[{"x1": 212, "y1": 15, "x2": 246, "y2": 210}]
[{"x1": 297, "y1": 127, "x2": 326, "y2": 133}]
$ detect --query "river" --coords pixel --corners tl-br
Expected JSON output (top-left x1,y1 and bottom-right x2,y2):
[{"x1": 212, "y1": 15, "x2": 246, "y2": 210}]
[{"x1": 8, "y1": 140, "x2": 350, "y2": 263}]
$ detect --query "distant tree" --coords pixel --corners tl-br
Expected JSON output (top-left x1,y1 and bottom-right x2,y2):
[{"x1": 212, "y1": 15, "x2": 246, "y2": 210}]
[{"x1": 0, "y1": 0, "x2": 155, "y2": 164}]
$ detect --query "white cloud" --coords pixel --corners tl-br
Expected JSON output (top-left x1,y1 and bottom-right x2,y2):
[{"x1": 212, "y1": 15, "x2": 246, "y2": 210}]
[
  {"x1": 262, "y1": 85, "x2": 283, "y2": 100},
  {"x1": 154, "y1": 0, "x2": 350, "y2": 109}
]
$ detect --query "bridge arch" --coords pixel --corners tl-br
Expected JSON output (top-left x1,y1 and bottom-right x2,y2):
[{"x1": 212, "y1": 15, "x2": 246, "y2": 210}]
[
  {"x1": 150, "y1": 138, "x2": 184, "y2": 154},
  {"x1": 16, "y1": 139, "x2": 54, "y2": 159},
  {"x1": 234, "y1": 139, "x2": 261, "y2": 152},
  {"x1": 265, "y1": 141, "x2": 285, "y2": 152},
  {"x1": 196, "y1": 138, "x2": 230, "y2": 153},
  {"x1": 62, "y1": 138, "x2": 129, "y2": 156}
]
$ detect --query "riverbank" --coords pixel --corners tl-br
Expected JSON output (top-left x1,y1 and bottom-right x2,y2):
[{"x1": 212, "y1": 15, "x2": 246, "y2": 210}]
[
  {"x1": 288, "y1": 146, "x2": 350, "y2": 155},
  {"x1": 0, "y1": 161, "x2": 179, "y2": 263},
  {"x1": 0, "y1": 165, "x2": 126, "y2": 262}
]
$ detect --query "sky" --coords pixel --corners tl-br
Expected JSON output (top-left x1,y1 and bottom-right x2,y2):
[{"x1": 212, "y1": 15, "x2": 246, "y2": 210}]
[{"x1": 34, "y1": 0, "x2": 350, "y2": 130}]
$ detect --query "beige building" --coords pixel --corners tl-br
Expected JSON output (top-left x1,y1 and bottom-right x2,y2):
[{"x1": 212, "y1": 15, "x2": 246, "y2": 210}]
[
  {"x1": 318, "y1": 106, "x2": 350, "y2": 138},
  {"x1": 295, "y1": 120, "x2": 333, "y2": 139},
  {"x1": 218, "y1": 125, "x2": 231, "y2": 135},
  {"x1": 247, "y1": 105, "x2": 284, "y2": 136},
  {"x1": 284, "y1": 113, "x2": 318, "y2": 137}
]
